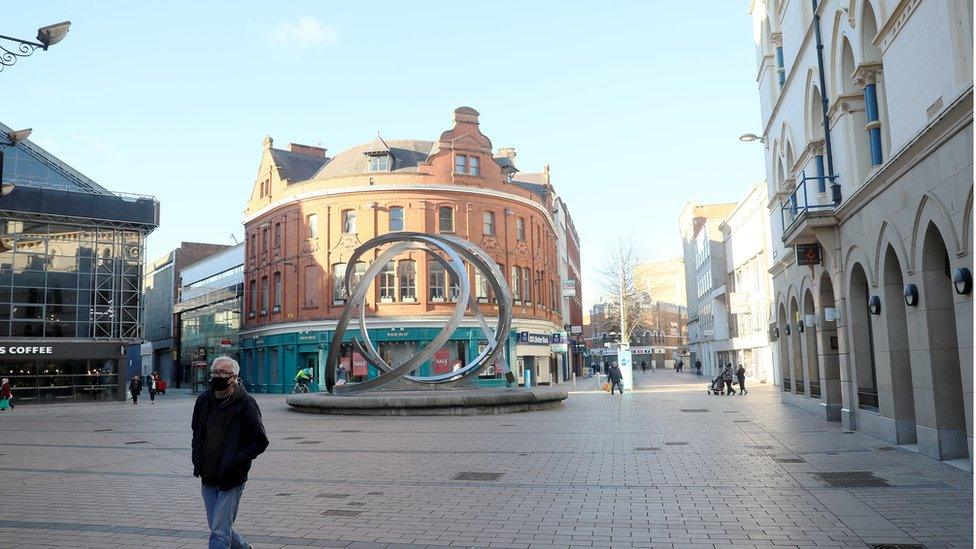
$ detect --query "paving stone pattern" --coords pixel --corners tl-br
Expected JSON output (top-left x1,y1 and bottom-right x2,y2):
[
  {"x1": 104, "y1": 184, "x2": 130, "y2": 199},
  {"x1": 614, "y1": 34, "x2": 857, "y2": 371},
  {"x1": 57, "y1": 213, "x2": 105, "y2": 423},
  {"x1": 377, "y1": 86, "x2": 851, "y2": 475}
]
[{"x1": 0, "y1": 372, "x2": 970, "y2": 548}]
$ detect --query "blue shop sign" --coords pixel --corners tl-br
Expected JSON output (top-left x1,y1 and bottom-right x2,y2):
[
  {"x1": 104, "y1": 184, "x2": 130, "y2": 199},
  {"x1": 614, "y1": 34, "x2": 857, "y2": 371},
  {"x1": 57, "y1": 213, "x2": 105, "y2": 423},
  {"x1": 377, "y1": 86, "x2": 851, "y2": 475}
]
[{"x1": 518, "y1": 332, "x2": 550, "y2": 345}]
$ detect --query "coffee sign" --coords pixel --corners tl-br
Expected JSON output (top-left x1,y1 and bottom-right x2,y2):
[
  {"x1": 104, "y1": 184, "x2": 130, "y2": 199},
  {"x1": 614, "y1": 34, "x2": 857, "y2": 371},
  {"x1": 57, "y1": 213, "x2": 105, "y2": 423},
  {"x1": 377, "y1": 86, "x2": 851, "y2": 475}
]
[{"x1": 0, "y1": 345, "x2": 54, "y2": 355}]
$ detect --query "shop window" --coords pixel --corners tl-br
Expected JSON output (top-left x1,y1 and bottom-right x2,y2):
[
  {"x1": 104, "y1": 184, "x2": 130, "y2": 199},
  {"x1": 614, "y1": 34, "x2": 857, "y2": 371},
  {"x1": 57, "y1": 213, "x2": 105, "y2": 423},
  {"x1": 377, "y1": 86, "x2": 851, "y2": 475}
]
[
  {"x1": 389, "y1": 207, "x2": 404, "y2": 232},
  {"x1": 438, "y1": 206, "x2": 454, "y2": 233},
  {"x1": 342, "y1": 210, "x2": 357, "y2": 234},
  {"x1": 398, "y1": 260, "x2": 416, "y2": 302}
]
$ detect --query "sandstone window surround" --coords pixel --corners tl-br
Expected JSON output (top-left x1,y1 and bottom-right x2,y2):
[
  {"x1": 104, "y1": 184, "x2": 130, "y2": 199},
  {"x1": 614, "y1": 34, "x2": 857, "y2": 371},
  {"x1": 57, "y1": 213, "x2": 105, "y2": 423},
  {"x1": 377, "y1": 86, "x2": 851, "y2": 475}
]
[
  {"x1": 438, "y1": 206, "x2": 454, "y2": 233},
  {"x1": 306, "y1": 213, "x2": 318, "y2": 239},
  {"x1": 389, "y1": 207, "x2": 404, "y2": 232},
  {"x1": 342, "y1": 209, "x2": 357, "y2": 234}
]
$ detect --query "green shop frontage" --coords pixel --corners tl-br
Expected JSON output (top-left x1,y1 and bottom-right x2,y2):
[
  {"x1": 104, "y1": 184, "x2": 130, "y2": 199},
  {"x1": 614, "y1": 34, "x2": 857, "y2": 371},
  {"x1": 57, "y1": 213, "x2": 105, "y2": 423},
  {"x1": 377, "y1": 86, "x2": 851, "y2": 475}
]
[{"x1": 238, "y1": 326, "x2": 520, "y2": 394}]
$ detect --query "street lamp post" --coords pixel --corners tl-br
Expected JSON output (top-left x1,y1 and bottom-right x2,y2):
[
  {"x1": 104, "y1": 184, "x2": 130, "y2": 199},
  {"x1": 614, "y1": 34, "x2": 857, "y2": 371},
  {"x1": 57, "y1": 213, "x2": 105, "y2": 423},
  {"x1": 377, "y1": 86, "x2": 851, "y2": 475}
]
[{"x1": 0, "y1": 21, "x2": 71, "y2": 73}]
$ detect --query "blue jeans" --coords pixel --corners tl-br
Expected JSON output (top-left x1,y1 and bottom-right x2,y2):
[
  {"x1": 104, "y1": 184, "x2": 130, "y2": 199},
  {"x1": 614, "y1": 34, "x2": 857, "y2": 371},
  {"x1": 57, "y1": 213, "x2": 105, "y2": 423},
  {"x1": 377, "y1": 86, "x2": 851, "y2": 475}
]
[{"x1": 201, "y1": 483, "x2": 248, "y2": 549}]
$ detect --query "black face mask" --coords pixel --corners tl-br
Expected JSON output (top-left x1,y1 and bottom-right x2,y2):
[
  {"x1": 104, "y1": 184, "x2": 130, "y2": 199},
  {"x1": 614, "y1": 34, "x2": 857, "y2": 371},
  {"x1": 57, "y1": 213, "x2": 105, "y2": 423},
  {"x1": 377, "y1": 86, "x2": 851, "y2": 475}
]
[{"x1": 210, "y1": 377, "x2": 231, "y2": 391}]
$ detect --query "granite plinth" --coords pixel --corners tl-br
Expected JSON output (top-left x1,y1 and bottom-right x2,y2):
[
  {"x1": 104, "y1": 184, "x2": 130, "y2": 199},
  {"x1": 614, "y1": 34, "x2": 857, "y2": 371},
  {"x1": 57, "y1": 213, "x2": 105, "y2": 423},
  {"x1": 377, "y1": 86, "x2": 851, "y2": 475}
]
[{"x1": 285, "y1": 387, "x2": 568, "y2": 415}]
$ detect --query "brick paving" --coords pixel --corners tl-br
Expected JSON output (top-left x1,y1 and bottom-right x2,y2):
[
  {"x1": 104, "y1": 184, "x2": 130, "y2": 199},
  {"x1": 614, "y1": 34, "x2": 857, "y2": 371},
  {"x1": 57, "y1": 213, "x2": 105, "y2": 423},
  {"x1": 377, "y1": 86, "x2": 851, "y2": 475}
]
[{"x1": 0, "y1": 371, "x2": 970, "y2": 548}]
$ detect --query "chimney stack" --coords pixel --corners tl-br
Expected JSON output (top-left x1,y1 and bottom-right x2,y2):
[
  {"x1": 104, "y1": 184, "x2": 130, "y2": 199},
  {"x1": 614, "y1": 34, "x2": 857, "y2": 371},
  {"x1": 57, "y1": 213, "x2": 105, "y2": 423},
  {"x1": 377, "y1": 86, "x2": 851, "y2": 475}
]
[
  {"x1": 289, "y1": 143, "x2": 327, "y2": 158},
  {"x1": 453, "y1": 106, "x2": 480, "y2": 125}
]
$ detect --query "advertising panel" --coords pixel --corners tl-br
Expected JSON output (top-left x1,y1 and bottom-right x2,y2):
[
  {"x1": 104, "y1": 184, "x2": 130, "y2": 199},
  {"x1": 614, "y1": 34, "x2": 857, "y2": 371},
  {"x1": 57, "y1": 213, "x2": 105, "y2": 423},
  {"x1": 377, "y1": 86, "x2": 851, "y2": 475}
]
[{"x1": 433, "y1": 348, "x2": 451, "y2": 374}]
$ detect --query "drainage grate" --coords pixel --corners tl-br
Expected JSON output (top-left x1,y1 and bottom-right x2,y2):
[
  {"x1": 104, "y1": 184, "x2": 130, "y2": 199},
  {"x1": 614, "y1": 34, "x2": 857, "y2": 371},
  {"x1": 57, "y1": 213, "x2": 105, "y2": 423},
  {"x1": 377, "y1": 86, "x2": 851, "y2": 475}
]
[
  {"x1": 875, "y1": 446, "x2": 897, "y2": 451},
  {"x1": 366, "y1": 491, "x2": 383, "y2": 495},
  {"x1": 733, "y1": 420, "x2": 751, "y2": 423},
  {"x1": 340, "y1": 429, "x2": 360, "y2": 433},
  {"x1": 316, "y1": 493, "x2": 349, "y2": 499},
  {"x1": 275, "y1": 492, "x2": 293, "y2": 496},
  {"x1": 869, "y1": 545, "x2": 925, "y2": 549},
  {"x1": 751, "y1": 445, "x2": 774, "y2": 450},
  {"x1": 775, "y1": 457, "x2": 806, "y2": 463},
  {"x1": 321, "y1": 509, "x2": 362, "y2": 517},
  {"x1": 842, "y1": 431, "x2": 855, "y2": 434},
  {"x1": 93, "y1": 428, "x2": 113, "y2": 432},
  {"x1": 825, "y1": 451, "x2": 839, "y2": 455},
  {"x1": 453, "y1": 471, "x2": 504, "y2": 481},
  {"x1": 500, "y1": 424, "x2": 516, "y2": 427},
  {"x1": 518, "y1": 453, "x2": 528, "y2": 456},
  {"x1": 124, "y1": 441, "x2": 147, "y2": 445},
  {"x1": 283, "y1": 436, "x2": 305, "y2": 440},
  {"x1": 813, "y1": 471, "x2": 890, "y2": 488},
  {"x1": 298, "y1": 440, "x2": 322, "y2": 444},
  {"x1": 635, "y1": 447, "x2": 661, "y2": 451},
  {"x1": 346, "y1": 502, "x2": 365, "y2": 507},
  {"x1": 680, "y1": 409, "x2": 709, "y2": 413},
  {"x1": 664, "y1": 442, "x2": 688, "y2": 446}
]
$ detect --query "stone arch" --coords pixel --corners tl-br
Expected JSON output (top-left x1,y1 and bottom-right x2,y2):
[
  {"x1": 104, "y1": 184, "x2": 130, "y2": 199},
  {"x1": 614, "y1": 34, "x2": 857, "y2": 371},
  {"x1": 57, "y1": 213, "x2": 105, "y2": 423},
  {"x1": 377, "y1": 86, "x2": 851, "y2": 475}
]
[
  {"x1": 828, "y1": 9, "x2": 858, "y2": 96},
  {"x1": 962, "y1": 186, "x2": 973, "y2": 254},
  {"x1": 880, "y1": 243, "x2": 917, "y2": 442},
  {"x1": 911, "y1": 193, "x2": 962, "y2": 269},
  {"x1": 777, "y1": 299, "x2": 792, "y2": 391},
  {"x1": 858, "y1": 0, "x2": 883, "y2": 61},
  {"x1": 802, "y1": 287, "x2": 821, "y2": 398},
  {"x1": 874, "y1": 220, "x2": 912, "y2": 277},
  {"x1": 804, "y1": 71, "x2": 826, "y2": 143},
  {"x1": 849, "y1": 260, "x2": 879, "y2": 410},
  {"x1": 789, "y1": 294, "x2": 805, "y2": 394},
  {"x1": 844, "y1": 242, "x2": 876, "y2": 289}
]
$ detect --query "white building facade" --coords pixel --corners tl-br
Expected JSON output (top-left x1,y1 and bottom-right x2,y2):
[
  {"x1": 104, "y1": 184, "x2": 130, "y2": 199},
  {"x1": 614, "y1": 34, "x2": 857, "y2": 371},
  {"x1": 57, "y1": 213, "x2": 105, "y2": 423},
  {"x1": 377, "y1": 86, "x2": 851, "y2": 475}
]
[
  {"x1": 719, "y1": 183, "x2": 775, "y2": 385},
  {"x1": 750, "y1": 0, "x2": 973, "y2": 462}
]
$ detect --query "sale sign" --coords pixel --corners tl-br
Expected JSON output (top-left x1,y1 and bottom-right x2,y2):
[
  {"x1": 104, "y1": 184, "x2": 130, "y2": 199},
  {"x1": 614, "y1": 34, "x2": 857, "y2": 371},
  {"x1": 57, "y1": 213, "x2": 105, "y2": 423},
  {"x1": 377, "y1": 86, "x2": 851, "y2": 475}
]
[
  {"x1": 352, "y1": 352, "x2": 368, "y2": 377},
  {"x1": 433, "y1": 349, "x2": 451, "y2": 374}
]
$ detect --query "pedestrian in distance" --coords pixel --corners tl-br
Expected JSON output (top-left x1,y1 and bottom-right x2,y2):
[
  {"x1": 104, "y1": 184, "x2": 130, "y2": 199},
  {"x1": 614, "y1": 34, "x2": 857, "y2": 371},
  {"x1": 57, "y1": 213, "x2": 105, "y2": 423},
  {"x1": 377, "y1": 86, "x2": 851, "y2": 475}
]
[
  {"x1": 608, "y1": 363, "x2": 624, "y2": 395},
  {"x1": 147, "y1": 373, "x2": 158, "y2": 404},
  {"x1": 1, "y1": 378, "x2": 13, "y2": 411},
  {"x1": 722, "y1": 364, "x2": 736, "y2": 396},
  {"x1": 191, "y1": 356, "x2": 269, "y2": 549},
  {"x1": 695, "y1": 360, "x2": 703, "y2": 376},
  {"x1": 640, "y1": 360, "x2": 646, "y2": 373},
  {"x1": 736, "y1": 364, "x2": 748, "y2": 395},
  {"x1": 129, "y1": 375, "x2": 143, "y2": 405}
]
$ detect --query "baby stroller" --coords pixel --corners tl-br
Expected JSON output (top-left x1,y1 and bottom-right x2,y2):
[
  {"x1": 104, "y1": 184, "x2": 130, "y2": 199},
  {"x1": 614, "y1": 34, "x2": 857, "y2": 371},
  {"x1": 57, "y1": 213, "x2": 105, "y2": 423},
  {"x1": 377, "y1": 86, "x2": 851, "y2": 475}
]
[{"x1": 707, "y1": 375, "x2": 725, "y2": 395}]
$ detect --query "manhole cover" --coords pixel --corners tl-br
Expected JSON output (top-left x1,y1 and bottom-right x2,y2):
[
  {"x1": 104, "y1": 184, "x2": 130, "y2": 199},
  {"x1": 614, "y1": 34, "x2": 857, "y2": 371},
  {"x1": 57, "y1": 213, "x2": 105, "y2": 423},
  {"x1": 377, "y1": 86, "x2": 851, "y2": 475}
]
[
  {"x1": 275, "y1": 492, "x2": 292, "y2": 496},
  {"x1": 680, "y1": 409, "x2": 709, "y2": 413},
  {"x1": 321, "y1": 509, "x2": 362, "y2": 517},
  {"x1": 635, "y1": 447, "x2": 661, "y2": 451},
  {"x1": 453, "y1": 472, "x2": 504, "y2": 481},
  {"x1": 869, "y1": 545, "x2": 925, "y2": 549},
  {"x1": 340, "y1": 429, "x2": 360, "y2": 433},
  {"x1": 317, "y1": 493, "x2": 350, "y2": 499},
  {"x1": 875, "y1": 446, "x2": 897, "y2": 451},
  {"x1": 813, "y1": 471, "x2": 890, "y2": 488},
  {"x1": 665, "y1": 442, "x2": 688, "y2": 446},
  {"x1": 346, "y1": 502, "x2": 365, "y2": 507},
  {"x1": 93, "y1": 428, "x2": 113, "y2": 432},
  {"x1": 124, "y1": 441, "x2": 147, "y2": 445},
  {"x1": 298, "y1": 440, "x2": 322, "y2": 444},
  {"x1": 775, "y1": 457, "x2": 806, "y2": 463},
  {"x1": 366, "y1": 491, "x2": 383, "y2": 495},
  {"x1": 842, "y1": 431, "x2": 855, "y2": 434},
  {"x1": 283, "y1": 436, "x2": 304, "y2": 440}
]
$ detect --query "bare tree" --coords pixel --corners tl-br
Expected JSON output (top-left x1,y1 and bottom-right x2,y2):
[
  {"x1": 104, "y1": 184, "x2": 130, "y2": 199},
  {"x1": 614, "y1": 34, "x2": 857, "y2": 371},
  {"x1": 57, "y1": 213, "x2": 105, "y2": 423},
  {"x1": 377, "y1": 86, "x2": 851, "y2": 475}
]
[{"x1": 597, "y1": 236, "x2": 648, "y2": 342}]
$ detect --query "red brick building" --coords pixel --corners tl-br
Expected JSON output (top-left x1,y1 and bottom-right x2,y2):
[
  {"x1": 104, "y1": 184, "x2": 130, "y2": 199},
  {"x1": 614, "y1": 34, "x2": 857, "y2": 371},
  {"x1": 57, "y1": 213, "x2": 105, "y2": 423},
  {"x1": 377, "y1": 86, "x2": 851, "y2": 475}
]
[{"x1": 239, "y1": 107, "x2": 579, "y2": 392}]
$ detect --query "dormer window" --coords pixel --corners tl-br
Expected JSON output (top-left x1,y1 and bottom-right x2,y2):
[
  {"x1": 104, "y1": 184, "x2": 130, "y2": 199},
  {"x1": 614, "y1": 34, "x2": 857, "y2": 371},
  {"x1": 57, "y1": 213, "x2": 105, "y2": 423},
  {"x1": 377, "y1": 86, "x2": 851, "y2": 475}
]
[
  {"x1": 454, "y1": 154, "x2": 479, "y2": 176},
  {"x1": 369, "y1": 154, "x2": 390, "y2": 172}
]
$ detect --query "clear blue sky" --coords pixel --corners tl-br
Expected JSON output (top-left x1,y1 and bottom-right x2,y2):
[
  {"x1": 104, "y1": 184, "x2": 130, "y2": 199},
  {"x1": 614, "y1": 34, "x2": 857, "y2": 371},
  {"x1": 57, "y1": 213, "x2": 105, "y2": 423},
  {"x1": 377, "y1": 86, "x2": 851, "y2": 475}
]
[{"x1": 5, "y1": 2, "x2": 765, "y2": 306}]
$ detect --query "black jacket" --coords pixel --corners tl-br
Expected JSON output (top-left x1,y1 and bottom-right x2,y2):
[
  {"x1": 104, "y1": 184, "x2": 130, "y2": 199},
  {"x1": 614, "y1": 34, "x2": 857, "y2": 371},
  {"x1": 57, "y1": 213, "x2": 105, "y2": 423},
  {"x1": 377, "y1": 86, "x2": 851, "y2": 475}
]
[
  {"x1": 129, "y1": 378, "x2": 142, "y2": 394},
  {"x1": 191, "y1": 384, "x2": 269, "y2": 490},
  {"x1": 608, "y1": 366, "x2": 623, "y2": 383},
  {"x1": 735, "y1": 366, "x2": 746, "y2": 381}
]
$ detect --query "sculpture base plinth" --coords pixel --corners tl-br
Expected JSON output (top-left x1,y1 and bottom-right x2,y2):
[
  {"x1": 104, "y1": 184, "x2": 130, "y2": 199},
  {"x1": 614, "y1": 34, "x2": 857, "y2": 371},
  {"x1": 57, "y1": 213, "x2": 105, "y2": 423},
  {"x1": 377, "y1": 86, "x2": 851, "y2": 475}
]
[{"x1": 285, "y1": 387, "x2": 568, "y2": 416}]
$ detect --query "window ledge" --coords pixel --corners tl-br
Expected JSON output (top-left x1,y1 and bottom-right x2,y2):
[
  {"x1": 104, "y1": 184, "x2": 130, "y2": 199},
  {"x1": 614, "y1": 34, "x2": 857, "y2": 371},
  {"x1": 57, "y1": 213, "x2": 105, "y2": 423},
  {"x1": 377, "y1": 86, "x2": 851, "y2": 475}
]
[
  {"x1": 401, "y1": 297, "x2": 417, "y2": 303},
  {"x1": 431, "y1": 297, "x2": 446, "y2": 303}
]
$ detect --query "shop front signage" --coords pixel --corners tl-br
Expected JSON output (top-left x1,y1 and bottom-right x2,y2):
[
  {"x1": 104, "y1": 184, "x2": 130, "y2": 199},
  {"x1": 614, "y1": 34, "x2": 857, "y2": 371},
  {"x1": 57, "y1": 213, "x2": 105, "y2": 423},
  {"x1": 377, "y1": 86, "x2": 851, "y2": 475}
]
[
  {"x1": 518, "y1": 332, "x2": 550, "y2": 345},
  {"x1": 0, "y1": 341, "x2": 128, "y2": 361},
  {"x1": 570, "y1": 325, "x2": 583, "y2": 335},
  {"x1": 561, "y1": 279, "x2": 577, "y2": 297},
  {"x1": 386, "y1": 330, "x2": 410, "y2": 338},
  {"x1": 352, "y1": 352, "x2": 368, "y2": 377},
  {"x1": 796, "y1": 243, "x2": 822, "y2": 266},
  {"x1": 220, "y1": 339, "x2": 233, "y2": 349},
  {"x1": 433, "y1": 349, "x2": 451, "y2": 374}
]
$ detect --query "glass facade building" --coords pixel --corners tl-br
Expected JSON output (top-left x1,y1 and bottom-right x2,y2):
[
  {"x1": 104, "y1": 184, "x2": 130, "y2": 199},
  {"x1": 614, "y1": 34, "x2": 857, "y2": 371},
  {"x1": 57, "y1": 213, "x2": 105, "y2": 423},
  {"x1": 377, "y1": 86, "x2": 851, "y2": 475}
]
[{"x1": 0, "y1": 121, "x2": 158, "y2": 402}]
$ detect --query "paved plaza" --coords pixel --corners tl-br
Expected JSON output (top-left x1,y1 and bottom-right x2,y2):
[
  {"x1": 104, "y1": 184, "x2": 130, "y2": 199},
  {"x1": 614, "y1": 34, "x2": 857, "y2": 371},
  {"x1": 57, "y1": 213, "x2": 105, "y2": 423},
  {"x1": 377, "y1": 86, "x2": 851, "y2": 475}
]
[{"x1": 0, "y1": 371, "x2": 971, "y2": 549}]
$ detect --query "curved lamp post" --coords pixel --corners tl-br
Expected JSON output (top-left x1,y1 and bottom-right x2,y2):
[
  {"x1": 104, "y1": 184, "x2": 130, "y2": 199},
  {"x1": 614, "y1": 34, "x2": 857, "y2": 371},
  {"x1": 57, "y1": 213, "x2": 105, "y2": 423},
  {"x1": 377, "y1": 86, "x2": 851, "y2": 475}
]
[{"x1": 0, "y1": 21, "x2": 71, "y2": 73}]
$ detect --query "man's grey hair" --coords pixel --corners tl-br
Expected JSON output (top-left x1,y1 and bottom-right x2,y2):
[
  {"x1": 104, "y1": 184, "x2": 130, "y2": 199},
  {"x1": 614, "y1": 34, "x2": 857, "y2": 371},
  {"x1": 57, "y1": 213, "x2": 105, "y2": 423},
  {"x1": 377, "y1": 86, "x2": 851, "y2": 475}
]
[{"x1": 211, "y1": 356, "x2": 240, "y2": 375}]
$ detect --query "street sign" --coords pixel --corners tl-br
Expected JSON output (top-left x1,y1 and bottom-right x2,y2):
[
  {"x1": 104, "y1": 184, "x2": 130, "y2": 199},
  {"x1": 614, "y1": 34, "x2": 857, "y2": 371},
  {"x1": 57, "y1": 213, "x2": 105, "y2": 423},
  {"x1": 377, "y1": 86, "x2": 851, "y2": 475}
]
[
  {"x1": 561, "y1": 279, "x2": 577, "y2": 297},
  {"x1": 570, "y1": 325, "x2": 582, "y2": 335},
  {"x1": 796, "y1": 243, "x2": 822, "y2": 265}
]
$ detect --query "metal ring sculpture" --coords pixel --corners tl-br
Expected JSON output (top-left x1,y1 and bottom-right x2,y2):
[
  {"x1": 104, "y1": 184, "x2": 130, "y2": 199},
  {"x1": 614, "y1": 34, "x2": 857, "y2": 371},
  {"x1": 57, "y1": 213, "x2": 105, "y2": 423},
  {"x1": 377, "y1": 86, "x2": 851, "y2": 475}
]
[{"x1": 325, "y1": 232, "x2": 512, "y2": 394}]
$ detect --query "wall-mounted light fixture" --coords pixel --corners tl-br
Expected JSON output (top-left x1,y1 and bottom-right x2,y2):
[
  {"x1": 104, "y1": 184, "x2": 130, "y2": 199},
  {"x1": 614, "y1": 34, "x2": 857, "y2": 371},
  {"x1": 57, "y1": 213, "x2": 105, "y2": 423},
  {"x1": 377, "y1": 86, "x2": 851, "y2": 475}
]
[
  {"x1": 784, "y1": 323, "x2": 791, "y2": 336},
  {"x1": 952, "y1": 267, "x2": 972, "y2": 295},
  {"x1": 868, "y1": 295, "x2": 881, "y2": 315},
  {"x1": 903, "y1": 283, "x2": 919, "y2": 306},
  {"x1": 797, "y1": 321, "x2": 805, "y2": 333}
]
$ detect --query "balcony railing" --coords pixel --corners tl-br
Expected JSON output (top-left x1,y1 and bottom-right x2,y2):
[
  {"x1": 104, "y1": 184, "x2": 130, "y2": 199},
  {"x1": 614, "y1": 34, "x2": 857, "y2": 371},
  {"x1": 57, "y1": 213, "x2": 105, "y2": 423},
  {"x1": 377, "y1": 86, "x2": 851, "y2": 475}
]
[{"x1": 780, "y1": 172, "x2": 837, "y2": 235}]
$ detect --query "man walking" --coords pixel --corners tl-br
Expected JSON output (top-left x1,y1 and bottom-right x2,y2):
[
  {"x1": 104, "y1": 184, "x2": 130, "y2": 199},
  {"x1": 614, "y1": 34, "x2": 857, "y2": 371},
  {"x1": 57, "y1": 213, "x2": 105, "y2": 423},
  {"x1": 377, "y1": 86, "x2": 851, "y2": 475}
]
[
  {"x1": 735, "y1": 364, "x2": 748, "y2": 395},
  {"x1": 129, "y1": 375, "x2": 143, "y2": 405},
  {"x1": 191, "y1": 356, "x2": 269, "y2": 549},
  {"x1": 695, "y1": 360, "x2": 703, "y2": 376},
  {"x1": 608, "y1": 362, "x2": 624, "y2": 395}
]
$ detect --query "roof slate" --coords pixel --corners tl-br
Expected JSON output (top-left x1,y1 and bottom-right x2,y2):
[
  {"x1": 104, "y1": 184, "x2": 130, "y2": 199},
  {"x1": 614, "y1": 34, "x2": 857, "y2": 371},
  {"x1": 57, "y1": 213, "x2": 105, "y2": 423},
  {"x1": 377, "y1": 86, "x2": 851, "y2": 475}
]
[
  {"x1": 269, "y1": 148, "x2": 329, "y2": 182},
  {"x1": 314, "y1": 140, "x2": 434, "y2": 179}
]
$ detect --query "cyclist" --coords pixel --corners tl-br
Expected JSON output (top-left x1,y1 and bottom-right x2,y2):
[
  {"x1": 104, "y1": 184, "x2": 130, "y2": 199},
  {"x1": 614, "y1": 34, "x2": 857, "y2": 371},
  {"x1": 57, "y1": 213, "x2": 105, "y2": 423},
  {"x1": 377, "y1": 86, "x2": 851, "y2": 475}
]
[{"x1": 293, "y1": 367, "x2": 312, "y2": 393}]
